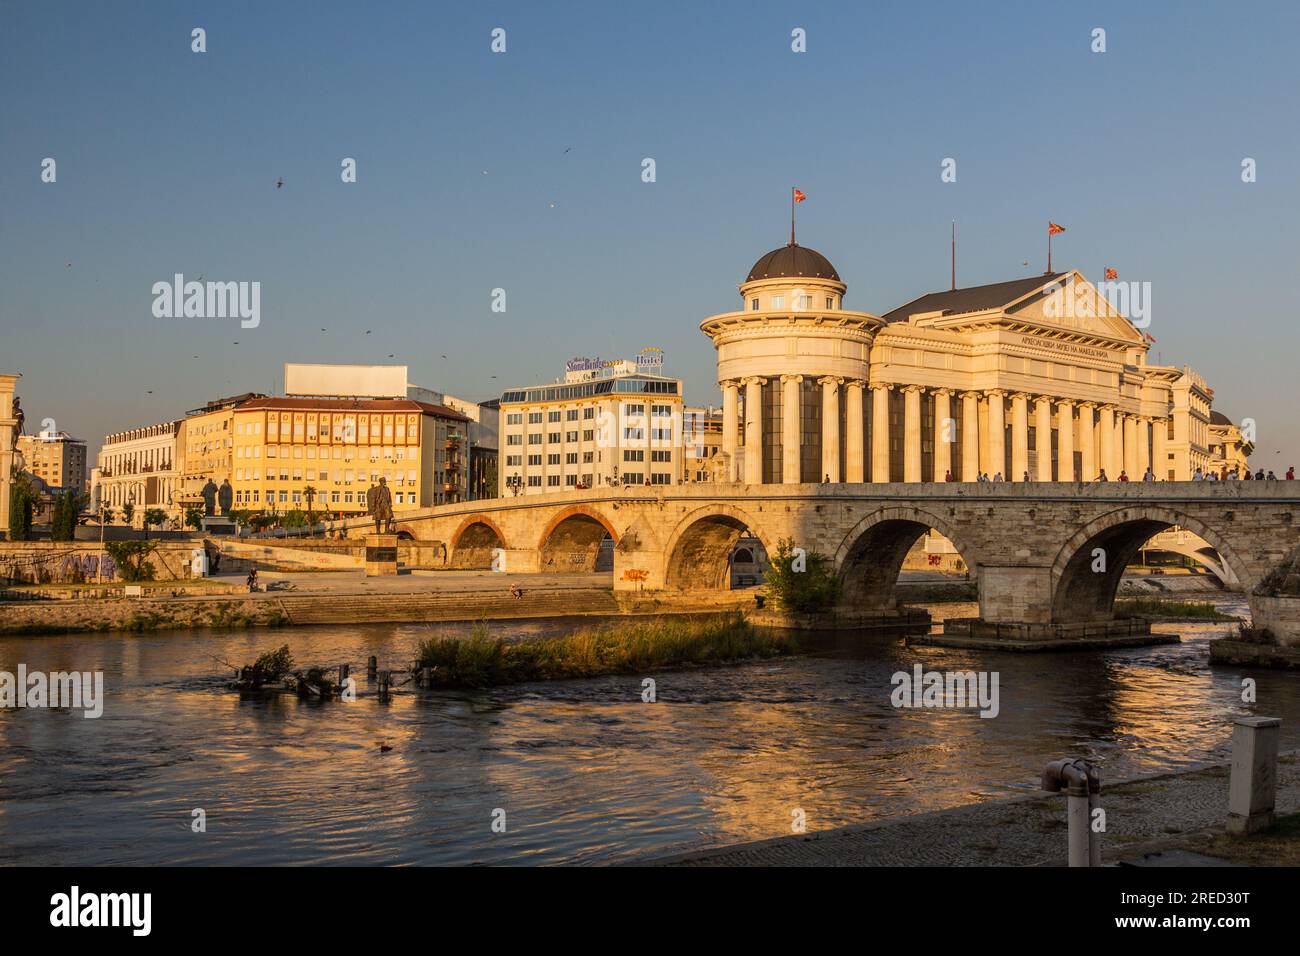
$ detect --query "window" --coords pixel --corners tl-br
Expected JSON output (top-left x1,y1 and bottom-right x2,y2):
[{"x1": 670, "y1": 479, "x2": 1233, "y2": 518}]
[
  {"x1": 547, "y1": 432, "x2": 560, "y2": 443},
  {"x1": 651, "y1": 450, "x2": 672, "y2": 462},
  {"x1": 583, "y1": 451, "x2": 594, "y2": 463},
  {"x1": 793, "y1": 293, "x2": 810, "y2": 310},
  {"x1": 548, "y1": 454, "x2": 561, "y2": 465},
  {"x1": 770, "y1": 294, "x2": 784, "y2": 309},
  {"x1": 651, "y1": 473, "x2": 672, "y2": 485},
  {"x1": 583, "y1": 408, "x2": 595, "y2": 420},
  {"x1": 528, "y1": 454, "x2": 542, "y2": 465},
  {"x1": 826, "y1": 296, "x2": 835, "y2": 309},
  {"x1": 548, "y1": 411, "x2": 561, "y2": 423},
  {"x1": 506, "y1": 434, "x2": 522, "y2": 445},
  {"x1": 566, "y1": 453, "x2": 578, "y2": 464},
  {"x1": 582, "y1": 429, "x2": 594, "y2": 441},
  {"x1": 623, "y1": 450, "x2": 644, "y2": 462},
  {"x1": 565, "y1": 431, "x2": 578, "y2": 442},
  {"x1": 506, "y1": 455, "x2": 522, "y2": 466},
  {"x1": 566, "y1": 409, "x2": 579, "y2": 421},
  {"x1": 546, "y1": 475, "x2": 561, "y2": 487},
  {"x1": 506, "y1": 413, "x2": 523, "y2": 425},
  {"x1": 528, "y1": 412, "x2": 543, "y2": 424},
  {"x1": 624, "y1": 428, "x2": 644, "y2": 441},
  {"x1": 751, "y1": 298, "x2": 759, "y2": 310},
  {"x1": 528, "y1": 434, "x2": 542, "y2": 445},
  {"x1": 528, "y1": 475, "x2": 542, "y2": 487},
  {"x1": 625, "y1": 403, "x2": 645, "y2": 415}
]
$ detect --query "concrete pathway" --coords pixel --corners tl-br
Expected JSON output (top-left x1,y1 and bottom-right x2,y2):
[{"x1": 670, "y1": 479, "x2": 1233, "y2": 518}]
[{"x1": 649, "y1": 753, "x2": 1300, "y2": 866}]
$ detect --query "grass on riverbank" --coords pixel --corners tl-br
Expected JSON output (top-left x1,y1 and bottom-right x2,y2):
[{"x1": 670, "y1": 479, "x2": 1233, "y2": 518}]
[
  {"x1": 1113, "y1": 598, "x2": 1238, "y2": 620},
  {"x1": 412, "y1": 613, "x2": 796, "y2": 687}
]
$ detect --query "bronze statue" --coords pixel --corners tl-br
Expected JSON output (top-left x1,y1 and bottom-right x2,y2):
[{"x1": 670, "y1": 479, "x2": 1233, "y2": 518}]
[
  {"x1": 366, "y1": 477, "x2": 394, "y2": 533},
  {"x1": 217, "y1": 478, "x2": 233, "y2": 515},
  {"x1": 11, "y1": 396, "x2": 23, "y2": 441},
  {"x1": 200, "y1": 477, "x2": 218, "y2": 517}
]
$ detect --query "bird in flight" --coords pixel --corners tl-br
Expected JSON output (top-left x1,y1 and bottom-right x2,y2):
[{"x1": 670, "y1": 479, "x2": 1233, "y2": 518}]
[{"x1": 276, "y1": 178, "x2": 284, "y2": 189}]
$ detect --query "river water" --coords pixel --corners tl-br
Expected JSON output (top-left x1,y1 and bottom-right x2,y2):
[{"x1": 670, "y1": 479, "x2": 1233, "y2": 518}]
[{"x1": 3, "y1": 598, "x2": 1298, "y2": 866}]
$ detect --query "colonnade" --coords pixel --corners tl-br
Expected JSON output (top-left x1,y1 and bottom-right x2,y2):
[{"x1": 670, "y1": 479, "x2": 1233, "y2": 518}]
[{"x1": 719, "y1": 379, "x2": 1166, "y2": 483}]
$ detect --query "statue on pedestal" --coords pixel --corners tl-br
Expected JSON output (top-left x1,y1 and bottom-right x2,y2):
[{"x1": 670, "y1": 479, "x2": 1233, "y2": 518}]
[
  {"x1": 218, "y1": 478, "x2": 233, "y2": 516},
  {"x1": 200, "y1": 477, "x2": 218, "y2": 517},
  {"x1": 366, "y1": 477, "x2": 394, "y2": 534},
  {"x1": 11, "y1": 396, "x2": 23, "y2": 442}
]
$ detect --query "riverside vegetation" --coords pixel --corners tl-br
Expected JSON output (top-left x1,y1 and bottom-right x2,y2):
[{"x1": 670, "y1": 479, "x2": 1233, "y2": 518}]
[{"x1": 411, "y1": 613, "x2": 795, "y2": 688}]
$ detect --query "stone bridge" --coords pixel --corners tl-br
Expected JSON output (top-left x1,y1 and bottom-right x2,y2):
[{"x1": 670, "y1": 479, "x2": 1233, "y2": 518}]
[{"x1": 338, "y1": 482, "x2": 1298, "y2": 640}]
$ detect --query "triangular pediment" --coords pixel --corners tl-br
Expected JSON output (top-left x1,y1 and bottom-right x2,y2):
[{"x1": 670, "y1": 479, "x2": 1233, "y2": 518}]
[{"x1": 1006, "y1": 271, "x2": 1146, "y2": 344}]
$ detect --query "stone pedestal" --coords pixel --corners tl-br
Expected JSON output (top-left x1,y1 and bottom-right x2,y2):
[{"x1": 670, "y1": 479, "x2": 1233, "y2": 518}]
[
  {"x1": 365, "y1": 533, "x2": 399, "y2": 576},
  {"x1": 1228, "y1": 716, "x2": 1281, "y2": 835}
]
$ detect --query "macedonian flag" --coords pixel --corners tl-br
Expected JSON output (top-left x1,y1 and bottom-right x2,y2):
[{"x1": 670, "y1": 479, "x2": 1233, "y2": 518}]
[
  {"x1": 1048, "y1": 222, "x2": 1066, "y2": 235},
  {"x1": 793, "y1": 188, "x2": 807, "y2": 203},
  {"x1": 1104, "y1": 267, "x2": 1118, "y2": 280}
]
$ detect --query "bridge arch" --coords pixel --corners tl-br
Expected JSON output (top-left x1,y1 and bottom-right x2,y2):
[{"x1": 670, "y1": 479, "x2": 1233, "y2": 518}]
[
  {"x1": 663, "y1": 503, "x2": 774, "y2": 590},
  {"x1": 449, "y1": 514, "x2": 508, "y2": 570},
  {"x1": 1050, "y1": 506, "x2": 1254, "y2": 623},
  {"x1": 834, "y1": 507, "x2": 981, "y2": 610},
  {"x1": 537, "y1": 505, "x2": 619, "y2": 572}
]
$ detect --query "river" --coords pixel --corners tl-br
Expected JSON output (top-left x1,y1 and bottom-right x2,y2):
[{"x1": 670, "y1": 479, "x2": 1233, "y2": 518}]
[{"x1": 2, "y1": 597, "x2": 1297, "y2": 865}]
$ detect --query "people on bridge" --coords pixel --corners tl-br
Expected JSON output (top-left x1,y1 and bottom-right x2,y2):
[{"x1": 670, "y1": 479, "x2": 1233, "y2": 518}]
[
  {"x1": 1142, "y1": 468, "x2": 1155, "y2": 481},
  {"x1": 1228, "y1": 470, "x2": 1240, "y2": 480},
  {"x1": 1288, "y1": 467, "x2": 1295, "y2": 480},
  {"x1": 977, "y1": 472, "x2": 989, "y2": 483},
  {"x1": 1256, "y1": 468, "x2": 1266, "y2": 480},
  {"x1": 944, "y1": 469, "x2": 954, "y2": 482},
  {"x1": 1193, "y1": 468, "x2": 1204, "y2": 480},
  {"x1": 1207, "y1": 470, "x2": 1219, "y2": 481},
  {"x1": 1243, "y1": 469, "x2": 1253, "y2": 480},
  {"x1": 1118, "y1": 470, "x2": 1129, "y2": 482},
  {"x1": 1022, "y1": 471, "x2": 1031, "y2": 483},
  {"x1": 246, "y1": 568, "x2": 259, "y2": 593},
  {"x1": 992, "y1": 472, "x2": 1004, "y2": 482},
  {"x1": 1097, "y1": 469, "x2": 1108, "y2": 481},
  {"x1": 1267, "y1": 470, "x2": 1278, "y2": 480}
]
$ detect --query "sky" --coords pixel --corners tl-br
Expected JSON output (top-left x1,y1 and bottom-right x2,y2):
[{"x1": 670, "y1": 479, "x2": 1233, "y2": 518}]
[{"x1": 2, "y1": 1, "x2": 1298, "y2": 465}]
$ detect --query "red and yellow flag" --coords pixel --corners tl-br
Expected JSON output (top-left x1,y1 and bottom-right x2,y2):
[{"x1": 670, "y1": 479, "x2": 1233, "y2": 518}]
[
  {"x1": 1104, "y1": 267, "x2": 1118, "y2": 280},
  {"x1": 1048, "y1": 222, "x2": 1066, "y2": 235},
  {"x1": 793, "y1": 188, "x2": 807, "y2": 203}
]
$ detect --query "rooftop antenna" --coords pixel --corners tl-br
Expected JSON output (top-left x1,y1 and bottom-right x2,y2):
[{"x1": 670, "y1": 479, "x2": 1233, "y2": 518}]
[{"x1": 951, "y1": 220, "x2": 956, "y2": 290}]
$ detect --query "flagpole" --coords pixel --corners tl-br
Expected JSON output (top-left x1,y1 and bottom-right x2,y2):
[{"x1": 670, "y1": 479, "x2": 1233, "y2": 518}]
[
  {"x1": 790, "y1": 187, "x2": 796, "y2": 246},
  {"x1": 951, "y1": 220, "x2": 956, "y2": 290},
  {"x1": 1046, "y1": 222, "x2": 1052, "y2": 274}
]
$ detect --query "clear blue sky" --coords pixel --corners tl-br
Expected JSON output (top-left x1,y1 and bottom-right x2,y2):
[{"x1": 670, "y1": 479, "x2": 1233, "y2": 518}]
[{"x1": 2, "y1": 1, "x2": 1298, "y2": 465}]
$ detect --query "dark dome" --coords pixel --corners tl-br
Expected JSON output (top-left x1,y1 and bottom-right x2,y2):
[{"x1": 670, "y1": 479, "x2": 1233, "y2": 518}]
[
  {"x1": 1209, "y1": 411, "x2": 1233, "y2": 427},
  {"x1": 746, "y1": 243, "x2": 840, "y2": 282}
]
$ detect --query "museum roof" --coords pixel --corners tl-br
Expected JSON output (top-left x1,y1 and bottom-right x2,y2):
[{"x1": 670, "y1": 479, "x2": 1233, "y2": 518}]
[
  {"x1": 881, "y1": 273, "x2": 1066, "y2": 323},
  {"x1": 746, "y1": 243, "x2": 841, "y2": 282},
  {"x1": 1209, "y1": 411, "x2": 1234, "y2": 427}
]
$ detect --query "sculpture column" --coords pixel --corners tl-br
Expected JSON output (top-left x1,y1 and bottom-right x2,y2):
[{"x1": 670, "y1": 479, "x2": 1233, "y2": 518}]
[
  {"x1": 844, "y1": 381, "x2": 865, "y2": 482},
  {"x1": 721, "y1": 380, "x2": 739, "y2": 481},
  {"x1": 743, "y1": 377, "x2": 764, "y2": 485},
  {"x1": 903, "y1": 386, "x2": 923, "y2": 483},
  {"x1": 933, "y1": 389, "x2": 953, "y2": 481},
  {"x1": 1152, "y1": 416, "x2": 1168, "y2": 480},
  {"x1": 871, "y1": 384, "x2": 892, "y2": 482},
  {"x1": 1034, "y1": 397, "x2": 1054, "y2": 481},
  {"x1": 1056, "y1": 400, "x2": 1075, "y2": 482},
  {"x1": 986, "y1": 390, "x2": 1006, "y2": 479},
  {"x1": 1011, "y1": 392, "x2": 1030, "y2": 481},
  {"x1": 1076, "y1": 403, "x2": 1095, "y2": 480},
  {"x1": 781, "y1": 374, "x2": 803, "y2": 484},
  {"x1": 960, "y1": 391, "x2": 980, "y2": 481},
  {"x1": 1098, "y1": 405, "x2": 1116, "y2": 477},
  {"x1": 819, "y1": 377, "x2": 842, "y2": 482}
]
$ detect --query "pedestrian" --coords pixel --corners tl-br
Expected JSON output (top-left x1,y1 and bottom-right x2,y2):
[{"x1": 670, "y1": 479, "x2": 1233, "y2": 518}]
[
  {"x1": 1255, "y1": 468, "x2": 1265, "y2": 480},
  {"x1": 1267, "y1": 470, "x2": 1278, "y2": 480},
  {"x1": 1142, "y1": 468, "x2": 1154, "y2": 481},
  {"x1": 1022, "y1": 471, "x2": 1030, "y2": 483},
  {"x1": 992, "y1": 472, "x2": 1004, "y2": 482},
  {"x1": 1193, "y1": 468, "x2": 1204, "y2": 481},
  {"x1": 944, "y1": 469, "x2": 954, "y2": 482},
  {"x1": 1118, "y1": 470, "x2": 1129, "y2": 482},
  {"x1": 1288, "y1": 466, "x2": 1295, "y2": 480},
  {"x1": 246, "y1": 568, "x2": 259, "y2": 592},
  {"x1": 1098, "y1": 469, "x2": 1108, "y2": 482}
]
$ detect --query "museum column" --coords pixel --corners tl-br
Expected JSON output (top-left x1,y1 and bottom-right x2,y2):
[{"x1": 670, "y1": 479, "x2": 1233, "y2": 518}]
[
  {"x1": 781, "y1": 374, "x2": 803, "y2": 484},
  {"x1": 845, "y1": 380, "x2": 865, "y2": 483},
  {"x1": 744, "y1": 377, "x2": 765, "y2": 485},
  {"x1": 933, "y1": 389, "x2": 952, "y2": 481},
  {"x1": 1152, "y1": 416, "x2": 1168, "y2": 480},
  {"x1": 721, "y1": 380, "x2": 739, "y2": 481},
  {"x1": 903, "y1": 385, "x2": 923, "y2": 483},
  {"x1": 960, "y1": 391, "x2": 980, "y2": 481},
  {"x1": 1098, "y1": 405, "x2": 1116, "y2": 477},
  {"x1": 1076, "y1": 402, "x2": 1095, "y2": 480},
  {"x1": 871, "y1": 384, "x2": 892, "y2": 482},
  {"x1": 819, "y1": 377, "x2": 841, "y2": 483},
  {"x1": 1034, "y1": 397, "x2": 1054, "y2": 481},
  {"x1": 1011, "y1": 392, "x2": 1030, "y2": 480},
  {"x1": 1057, "y1": 400, "x2": 1075, "y2": 482},
  {"x1": 986, "y1": 390, "x2": 1006, "y2": 479}
]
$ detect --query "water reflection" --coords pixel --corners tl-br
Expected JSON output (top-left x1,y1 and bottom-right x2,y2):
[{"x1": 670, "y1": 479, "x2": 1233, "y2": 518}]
[{"x1": 1, "y1": 598, "x2": 1295, "y2": 865}]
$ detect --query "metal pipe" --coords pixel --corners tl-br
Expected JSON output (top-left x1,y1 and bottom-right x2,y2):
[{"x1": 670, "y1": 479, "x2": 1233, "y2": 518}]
[{"x1": 1042, "y1": 758, "x2": 1102, "y2": 867}]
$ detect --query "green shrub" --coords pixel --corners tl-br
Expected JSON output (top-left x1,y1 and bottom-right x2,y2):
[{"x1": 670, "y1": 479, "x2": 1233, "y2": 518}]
[
  {"x1": 104, "y1": 540, "x2": 158, "y2": 582},
  {"x1": 8, "y1": 476, "x2": 35, "y2": 541},
  {"x1": 763, "y1": 538, "x2": 842, "y2": 613}
]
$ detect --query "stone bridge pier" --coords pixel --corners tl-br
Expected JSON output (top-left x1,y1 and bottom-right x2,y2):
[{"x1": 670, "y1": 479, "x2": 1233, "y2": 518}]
[{"x1": 375, "y1": 482, "x2": 1300, "y2": 645}]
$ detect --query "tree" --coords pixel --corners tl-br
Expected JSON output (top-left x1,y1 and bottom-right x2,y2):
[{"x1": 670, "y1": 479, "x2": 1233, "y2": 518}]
[
  {"x1": 99, "y1": 506, "x2": 115, "y2": 526},
  {"x1": 142, "y1": 508, "x2": 168, "y2": 539},
  {"x1": 50, "y1": 490, "x2": 78, "y2": 541},
  {"x1": 763, "y1": 538, "x2": 842, "y2": 613},
  {"x1": 7, "y1": 475, "x2": 35, "y2": 541},
  {"x1": 184, "y1": 506, "x2": 203, "y2": 530},
  {"x1": 104, "y1": 540, "x2": 158, "y2": 582},
  {"x1": 283, "y1": 508, "x2": 307, "y2": 529},
  {"x1": 121, "y1": 501, "x2": 135, "y2": 527}
]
